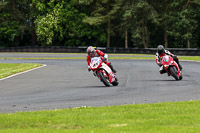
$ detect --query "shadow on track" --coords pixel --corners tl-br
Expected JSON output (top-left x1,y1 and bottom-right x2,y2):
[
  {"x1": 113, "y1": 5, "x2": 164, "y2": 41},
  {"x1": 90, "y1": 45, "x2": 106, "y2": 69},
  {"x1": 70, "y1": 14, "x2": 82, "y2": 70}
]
[{"x1": 78, "y1": 86, "x2": 107, "y2": 88}]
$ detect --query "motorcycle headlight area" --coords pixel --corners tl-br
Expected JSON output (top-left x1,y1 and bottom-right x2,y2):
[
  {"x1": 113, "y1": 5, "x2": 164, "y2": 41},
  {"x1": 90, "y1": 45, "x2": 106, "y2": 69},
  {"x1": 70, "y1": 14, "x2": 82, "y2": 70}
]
[
  {"x1": 170, "y1": 61, "x2": 174, "y2": 65},
  {"x1": 93, "y1": 63, "x2": 97, "y2": 67},
  {"x1": 164, "y1": 65, "x2": 169, "y2": 67},
  {"x1": 92, "y1": 61, "x2": 99, "y2": 68}
]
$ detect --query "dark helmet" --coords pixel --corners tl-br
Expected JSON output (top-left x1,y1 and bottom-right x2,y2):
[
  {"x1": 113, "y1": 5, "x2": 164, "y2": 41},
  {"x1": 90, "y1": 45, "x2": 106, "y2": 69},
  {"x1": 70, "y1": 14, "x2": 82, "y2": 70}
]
[
  {"x1": 157, "y1": 45, "x2": 165, "y2": 55},
  {"x1": 87, "y1": 46, "x2": 96, "y2": 58}
]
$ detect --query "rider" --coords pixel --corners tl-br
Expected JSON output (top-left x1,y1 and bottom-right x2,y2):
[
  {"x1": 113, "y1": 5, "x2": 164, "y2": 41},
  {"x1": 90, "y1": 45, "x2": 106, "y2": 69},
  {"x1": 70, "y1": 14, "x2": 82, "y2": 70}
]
[
  {"x1": 156, "y1": 45, "x2": 183, "y2": 74},
  {"x1": 87, "y1": 46, "x2": 117, "y2": 73}
]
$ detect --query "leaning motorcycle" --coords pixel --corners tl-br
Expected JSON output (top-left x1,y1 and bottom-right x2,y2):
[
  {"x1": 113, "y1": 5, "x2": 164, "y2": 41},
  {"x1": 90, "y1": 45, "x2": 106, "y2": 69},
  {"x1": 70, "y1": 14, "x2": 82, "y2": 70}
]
[
  {"x1": 89, "y1": 57, "x2": 119, "y2": 87},
  {"x1": 161, "y1": 55, "x2": 183, "y2": 80}
]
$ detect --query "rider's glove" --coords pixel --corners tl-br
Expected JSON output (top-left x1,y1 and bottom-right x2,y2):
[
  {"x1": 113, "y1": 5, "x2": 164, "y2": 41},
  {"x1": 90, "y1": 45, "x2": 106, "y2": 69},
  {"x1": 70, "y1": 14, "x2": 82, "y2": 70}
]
[
  {"x1": 102, "y1": 58, "x2": 106, "y2": 62},
  {"x1": 102, "y1": 54, "x2": 108, "y2": 62},
  {"x1": 93, "y1": 72, "x2": 97, "y2": 76},
  {"x1": 104, "y1": 54, "x2": 108, "y2": 59},
  {"x1": 158, "y1": 63, "x2": 162, "y2": 67},
  {"x1": 88, "y1": 66, "x2": 91, "y2": 72}
]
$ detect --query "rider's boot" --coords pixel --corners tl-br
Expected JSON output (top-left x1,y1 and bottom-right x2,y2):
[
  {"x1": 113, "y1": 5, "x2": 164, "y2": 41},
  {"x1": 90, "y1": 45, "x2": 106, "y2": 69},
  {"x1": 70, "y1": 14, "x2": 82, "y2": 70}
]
[
  {"x1": 175, "y1": 59, "x2": 183, "y2": 71},
  {"x1": 109, "y1": 63, "x2": 117, "y2": 73},
  {"x1": 178, "y1": 63, "x2": 183, "y2": 71},
  {"x1": 177, "y1": 62, "x2": 183, "y2": 71},
  {"x1": 159, "y1": 66, "x2": 167, "y2": 75}
]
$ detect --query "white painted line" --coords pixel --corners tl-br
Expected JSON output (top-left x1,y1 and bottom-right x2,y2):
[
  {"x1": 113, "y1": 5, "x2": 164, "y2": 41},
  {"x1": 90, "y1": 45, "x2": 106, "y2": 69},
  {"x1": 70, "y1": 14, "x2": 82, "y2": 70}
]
[{"x1": 0, "y1": 64, "x2": 47, "y2": 81}]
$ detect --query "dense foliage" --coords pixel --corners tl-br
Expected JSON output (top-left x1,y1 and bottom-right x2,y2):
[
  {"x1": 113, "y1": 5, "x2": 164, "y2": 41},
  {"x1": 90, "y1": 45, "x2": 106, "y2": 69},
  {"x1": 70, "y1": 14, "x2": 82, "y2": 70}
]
[{"x1": 0, "y1": 0, "x2": 200, "y2": 48}]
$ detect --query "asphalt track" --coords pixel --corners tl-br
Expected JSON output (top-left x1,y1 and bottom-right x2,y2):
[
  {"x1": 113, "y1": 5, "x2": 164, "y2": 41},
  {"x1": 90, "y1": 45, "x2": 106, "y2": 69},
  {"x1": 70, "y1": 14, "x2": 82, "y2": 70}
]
[{"x1": 0, "y1": 53, "x2": 200, "y2": 113}]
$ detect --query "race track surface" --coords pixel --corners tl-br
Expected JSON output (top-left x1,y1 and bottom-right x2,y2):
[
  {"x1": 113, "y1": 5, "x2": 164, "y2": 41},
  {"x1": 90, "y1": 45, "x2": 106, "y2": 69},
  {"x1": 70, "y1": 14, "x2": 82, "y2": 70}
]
[{"x1": 0, "y1": 53, "x2": 200, "y2": 113}]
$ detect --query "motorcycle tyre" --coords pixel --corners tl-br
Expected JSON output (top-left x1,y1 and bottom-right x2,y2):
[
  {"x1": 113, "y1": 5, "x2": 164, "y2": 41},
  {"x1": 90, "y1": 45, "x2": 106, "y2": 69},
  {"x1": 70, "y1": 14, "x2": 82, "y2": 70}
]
[
  {"x1": 170, "y1": 66, "x2": 179, "y2": 80},
  {"x1": 179, "y1": 71, "x2": 183, "y2": 80},
  {"x1": 99, "y1": 71, "x2": 111, "y2": 87},
  {"x1": 112, "y1": 78, "x2": 119, "y2": 86}
]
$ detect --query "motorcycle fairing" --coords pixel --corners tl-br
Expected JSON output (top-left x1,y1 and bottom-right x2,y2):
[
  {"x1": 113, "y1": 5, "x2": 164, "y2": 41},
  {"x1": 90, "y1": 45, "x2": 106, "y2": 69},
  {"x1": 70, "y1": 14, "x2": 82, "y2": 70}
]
[
  {"x1": 100, "y1": 63, "x2": 115, "y2": 83},
  {"x1": 162, "y1": 55, "x2": 181, "y2": 77},
  {"x1": 90, "y1": 57, "x2": 116, "y2": 83}
]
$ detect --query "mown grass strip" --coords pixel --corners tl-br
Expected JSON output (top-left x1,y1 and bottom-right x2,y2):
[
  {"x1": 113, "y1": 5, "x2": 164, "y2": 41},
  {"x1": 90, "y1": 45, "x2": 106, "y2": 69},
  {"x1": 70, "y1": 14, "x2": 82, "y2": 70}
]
[
  {"x1": 0, "y1": 56, "x2": 200, "y2": 61},
  {"x1": 179, "y1": 56, "x2": 200, "y2": 61},
  {"x1": 110, "y1": 56, "x2": 155, "y2": 60},
  {"x1": 2, "y1": 57, "x2": 154, "y2": 60},
  {"x1": 0, "y1": 101, "x2": 200, "y2": 132},
  {"x1": 0, "y1": 57, "x2": 86, "y2": 60},
  {"x1": 0, "y1": 63, "x2": 42, "y2": 79},
  {"x1": 0, "y1": 52, "x2": 153, "y2": 56}
]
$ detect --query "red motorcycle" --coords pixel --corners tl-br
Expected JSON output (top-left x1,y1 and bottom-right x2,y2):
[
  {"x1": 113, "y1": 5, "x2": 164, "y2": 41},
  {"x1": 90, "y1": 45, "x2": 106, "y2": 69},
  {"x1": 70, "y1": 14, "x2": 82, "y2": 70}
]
[
  {"x1": 89, "y1": 57, "x2": 119, "y2": 87},
  {"x1": 161, "y1": 55, "x2": 183, "y2": 80}
]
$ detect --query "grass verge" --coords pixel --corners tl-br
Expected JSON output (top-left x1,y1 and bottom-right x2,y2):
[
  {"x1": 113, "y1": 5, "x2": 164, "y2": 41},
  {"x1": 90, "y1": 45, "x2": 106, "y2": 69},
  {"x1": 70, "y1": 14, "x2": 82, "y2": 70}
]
[
  {"x1": 0, "y1": 63, "x2": 42, "y2": 79},
  {"x1": 179, "y1": 56, "x2": 200, "y2": 61},
  {"x1": 0, "y1": 55, "x2": 199, "y2": 61},
  {"x1": 0, "y1": 101, "x2": 200, "y2": 132}
]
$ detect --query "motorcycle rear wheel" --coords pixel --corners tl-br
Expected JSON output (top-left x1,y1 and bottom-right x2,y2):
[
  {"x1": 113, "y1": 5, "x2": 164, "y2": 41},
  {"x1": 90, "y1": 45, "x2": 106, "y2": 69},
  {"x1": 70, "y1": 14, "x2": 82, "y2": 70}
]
[
  {"x1": 99, "y1": 72, "x2": 111, "y2": 87},
  {"x1": 170, "y1": 66, "x2": 179, "y2": 80},
  {"x1": 112, "y1": 78, "x2": 119, "y2": 86},
  {"x1": 179, "y1": 71, "x2": 183, "y2": 80}
]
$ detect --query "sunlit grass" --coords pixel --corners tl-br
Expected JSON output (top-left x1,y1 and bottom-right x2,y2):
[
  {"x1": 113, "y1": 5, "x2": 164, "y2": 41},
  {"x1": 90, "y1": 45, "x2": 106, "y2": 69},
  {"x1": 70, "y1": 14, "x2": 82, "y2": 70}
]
[
  {"x1": 179, "y1": 56, "x2": 200, "y2": 61},
  {"x1": 0, "y1": 54, "x2": 199, "y2": 61},
  {"x1": 0, "y1": 63, "x2": 42, "y2": 79},
  {"x1": 0, "y1": 101, "x2": 200, "y2": 132}
]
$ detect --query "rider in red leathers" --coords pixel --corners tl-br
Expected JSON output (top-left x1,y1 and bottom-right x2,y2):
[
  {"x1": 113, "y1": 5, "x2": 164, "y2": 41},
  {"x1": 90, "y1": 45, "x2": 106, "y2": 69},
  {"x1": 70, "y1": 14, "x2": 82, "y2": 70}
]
[
  {"x1": 87, "y1": 46, "x2": 117, "y2": 73},
  {"x1": 156, "y1": 45, "x2": 183, "y2": 74}
]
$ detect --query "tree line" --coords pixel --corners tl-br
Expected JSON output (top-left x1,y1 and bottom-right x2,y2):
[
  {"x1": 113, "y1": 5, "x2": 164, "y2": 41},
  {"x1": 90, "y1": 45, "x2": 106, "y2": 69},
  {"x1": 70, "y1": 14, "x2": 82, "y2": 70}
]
[{"x1": 0, "y1": 0, "x2": 200, "y2": 48}]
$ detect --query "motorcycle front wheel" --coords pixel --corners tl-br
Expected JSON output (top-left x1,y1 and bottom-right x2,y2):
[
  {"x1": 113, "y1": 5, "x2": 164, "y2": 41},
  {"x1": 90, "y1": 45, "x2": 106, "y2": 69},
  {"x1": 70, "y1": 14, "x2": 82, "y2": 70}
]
[
  {"x1": 169, "y1": 66, "x2": 179, "y2": 80},
  {"x1": 112, "y1": 77, "x2": 119, "y2": 86},
  {"x1": 99, "y1": 71, "x2": 111, "y2": 87}
]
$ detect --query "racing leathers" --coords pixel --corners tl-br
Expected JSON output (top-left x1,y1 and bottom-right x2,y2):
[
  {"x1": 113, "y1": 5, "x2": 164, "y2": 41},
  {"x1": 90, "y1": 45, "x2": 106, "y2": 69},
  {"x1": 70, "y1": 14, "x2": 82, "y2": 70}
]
[
  {"x1": 87, "y1": 50, "x2": 117, "y2": 73},
  {"x1": 156, "y1": 50, "x2": 183, "y2": 74}
]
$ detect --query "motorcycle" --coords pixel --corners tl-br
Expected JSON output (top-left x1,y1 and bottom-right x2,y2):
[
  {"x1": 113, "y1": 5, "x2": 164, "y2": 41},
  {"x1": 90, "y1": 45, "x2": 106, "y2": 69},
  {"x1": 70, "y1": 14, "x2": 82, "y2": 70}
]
[
  {"x1": 89, "y1": 57, "x2": 119, "y2": 87},
  {"x1": 161, "y1": 55, "x2": 183, "y2": 80}
]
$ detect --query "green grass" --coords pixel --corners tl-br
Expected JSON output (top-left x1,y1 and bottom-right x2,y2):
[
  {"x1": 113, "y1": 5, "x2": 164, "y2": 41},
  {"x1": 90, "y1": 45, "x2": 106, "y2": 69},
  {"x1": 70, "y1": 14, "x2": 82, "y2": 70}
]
[
  {"x1": 179, "y1": 56, "x2": 200, "y2": 61},
  {"x1": 0, "y1": 101, "x2": 200, "y2": 132},
  {"x1": 0, "y1": 63, "x2": 42, "y2": 79},
  {"x1": 0, "y1": 57, "x2": 86, "y2": 60},
  {"x1": 0, "y1": 57, "x2": 155, "y2": 60},
  {"x1": 0, "y1": 54, "x2": 199, "y2": 61}
]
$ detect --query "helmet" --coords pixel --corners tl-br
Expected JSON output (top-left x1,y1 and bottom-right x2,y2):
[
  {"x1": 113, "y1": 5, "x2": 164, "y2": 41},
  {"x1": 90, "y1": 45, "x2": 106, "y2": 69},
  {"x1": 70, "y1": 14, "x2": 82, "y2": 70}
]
[
  {"x1": 87, "y1": 46, "x2": 96, "y2": 58},
  {"x1": 157, "y1": 45, "x2": 165, "y2": 55}
]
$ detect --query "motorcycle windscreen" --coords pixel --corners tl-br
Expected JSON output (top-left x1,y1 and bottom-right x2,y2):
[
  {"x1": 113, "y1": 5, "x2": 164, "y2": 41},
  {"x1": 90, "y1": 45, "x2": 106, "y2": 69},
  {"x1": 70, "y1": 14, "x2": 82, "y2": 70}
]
[
  {"x1": 163, "y1": 56, "x2": 169, "y2": 62},
  {"x1": 90, "y1": 57, "x2": 100, "y2": 69}
]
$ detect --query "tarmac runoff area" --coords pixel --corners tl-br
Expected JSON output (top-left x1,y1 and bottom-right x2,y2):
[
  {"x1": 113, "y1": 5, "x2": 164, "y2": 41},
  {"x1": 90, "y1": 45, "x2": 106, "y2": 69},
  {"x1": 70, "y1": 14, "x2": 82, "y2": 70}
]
[{"x1": 0, "y1": 53, "x2": 200, "y2": 113}]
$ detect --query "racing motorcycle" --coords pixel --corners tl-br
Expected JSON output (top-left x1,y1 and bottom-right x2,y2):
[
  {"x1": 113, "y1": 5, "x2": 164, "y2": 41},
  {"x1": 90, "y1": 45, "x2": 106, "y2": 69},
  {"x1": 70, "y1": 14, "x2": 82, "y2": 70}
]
[
  {"x1": 89, "y1": 57, "x2": 119, "y2": 87},
  {"x1": 161, "y1": 55, "x2": 183, "y2": 80}
]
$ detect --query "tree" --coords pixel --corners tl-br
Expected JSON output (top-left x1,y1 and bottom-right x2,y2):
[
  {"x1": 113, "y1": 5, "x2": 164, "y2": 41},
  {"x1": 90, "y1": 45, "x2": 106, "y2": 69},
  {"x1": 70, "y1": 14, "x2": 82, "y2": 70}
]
[
  {"x1": 175, "y1": 0, "x2": 199, "y2": 48},
  {"x1": 0, "y1": 0, "x2": 199, "y2": 48},
  {"x1": 118, "y1": 0, "x2": 134, "y2": 48},
  {"x1": 0, "y1": 0, "x2": 19, "y2": 47},
  {"x1": 0, "y1": 0, "x2": 38, "y2": 47},
  {"x1": 149, "y1": 0, "x2": 200, "y2": 48},
  {"x1": 81, "y1": 0, "x2": 122, "y2": 48},
  {"x1": 125, "y1": 0, "x2": 158, "y2": 48},
  {"x1": 34, "y1": 0, "x2": 106, "y2": 46}
]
